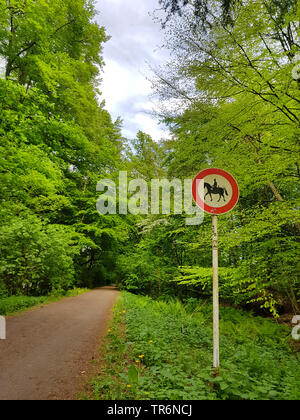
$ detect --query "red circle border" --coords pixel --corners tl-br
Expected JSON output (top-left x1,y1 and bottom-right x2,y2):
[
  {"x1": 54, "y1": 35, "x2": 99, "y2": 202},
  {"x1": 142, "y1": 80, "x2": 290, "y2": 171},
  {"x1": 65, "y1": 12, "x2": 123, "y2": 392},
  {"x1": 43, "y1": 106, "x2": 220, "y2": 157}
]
[{"x1": 192, "y1": 168, "x2": 239, "y2": 215}]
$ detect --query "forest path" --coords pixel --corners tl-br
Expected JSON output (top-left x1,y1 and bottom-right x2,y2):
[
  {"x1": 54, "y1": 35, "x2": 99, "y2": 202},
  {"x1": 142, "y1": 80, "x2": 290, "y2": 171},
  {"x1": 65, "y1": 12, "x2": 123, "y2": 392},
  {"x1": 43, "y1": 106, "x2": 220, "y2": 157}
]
[{"x1": 0, "y1": 287, "x2": 119, "y2": 400}]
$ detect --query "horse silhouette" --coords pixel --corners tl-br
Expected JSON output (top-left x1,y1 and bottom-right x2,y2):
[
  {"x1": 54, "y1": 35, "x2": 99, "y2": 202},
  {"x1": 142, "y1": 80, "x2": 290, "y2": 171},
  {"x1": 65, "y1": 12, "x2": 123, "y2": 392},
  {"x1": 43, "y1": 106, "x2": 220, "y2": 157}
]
[{"x1": 204, "y1": 182, "x2": 228, "y2": 202}]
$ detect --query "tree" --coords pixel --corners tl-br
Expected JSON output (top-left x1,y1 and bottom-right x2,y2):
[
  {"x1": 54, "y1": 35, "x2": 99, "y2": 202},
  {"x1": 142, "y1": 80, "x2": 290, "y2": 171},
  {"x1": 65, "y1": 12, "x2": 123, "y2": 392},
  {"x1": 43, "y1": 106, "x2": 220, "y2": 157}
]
[
  {"x1": 0, "y1": 1, "x2": 131, "y2": 295},
  {"x1": 158, "y1": 0, "x2": 298, "y2": 26},
  {"x1": 153, "y1": 0, "x2": 300, "y2": 210},
  {"x1": 121, "y1": 0, "x2": 300, "y2": 314},
  {"x1": 128, "y1": 131, "x2": 166, "y2": 180}
]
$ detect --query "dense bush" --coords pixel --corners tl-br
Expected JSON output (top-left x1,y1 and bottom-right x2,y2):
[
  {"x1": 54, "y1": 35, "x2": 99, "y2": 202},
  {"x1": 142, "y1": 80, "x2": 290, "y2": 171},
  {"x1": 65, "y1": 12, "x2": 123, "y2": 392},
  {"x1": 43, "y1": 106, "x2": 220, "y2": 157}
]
[{"x1": 0, "y1": 209, "x2": 80, "y2": 296}]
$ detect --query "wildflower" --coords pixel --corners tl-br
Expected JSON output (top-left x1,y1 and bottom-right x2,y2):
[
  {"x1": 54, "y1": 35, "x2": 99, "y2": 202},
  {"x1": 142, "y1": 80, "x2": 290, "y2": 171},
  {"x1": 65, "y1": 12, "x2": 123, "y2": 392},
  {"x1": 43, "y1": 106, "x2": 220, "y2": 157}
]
[
  {"x1": 122, "y1": 310, "x2": 126, "y2": 313},
  {"x1": 138, "y1": 354, "x2": 144, "y2": 359},
  {"x1": 135, "y1": 360, "x2": 139, "y2": 363},
  {"x1": 107, "y1": 329, "x2": 111, "y2": 333},
  {"x1": 127, "y1": 384, "x2": 132, "y2": 388},
  {"x1": 149, "y1": 340, "x2": 153, "y2": 343}
]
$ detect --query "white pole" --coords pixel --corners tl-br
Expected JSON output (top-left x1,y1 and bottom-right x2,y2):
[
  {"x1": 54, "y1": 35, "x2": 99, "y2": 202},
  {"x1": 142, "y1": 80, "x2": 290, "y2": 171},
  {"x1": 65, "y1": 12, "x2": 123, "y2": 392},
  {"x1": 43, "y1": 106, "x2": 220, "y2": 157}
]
[{"x1": 212, "y1": 214, "x2": 219, "y2": 368}]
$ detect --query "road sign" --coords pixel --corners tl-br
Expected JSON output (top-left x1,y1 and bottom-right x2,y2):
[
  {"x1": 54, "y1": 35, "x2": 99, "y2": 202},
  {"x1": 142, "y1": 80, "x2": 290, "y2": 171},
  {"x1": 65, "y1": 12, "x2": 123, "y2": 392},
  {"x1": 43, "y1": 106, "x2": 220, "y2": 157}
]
[
  {"x1": 192, "y1": 168, "x2": 239, "y2": 369},
  {"x1": 192, "y1": 168, "x2": 239, "y2": 215}
]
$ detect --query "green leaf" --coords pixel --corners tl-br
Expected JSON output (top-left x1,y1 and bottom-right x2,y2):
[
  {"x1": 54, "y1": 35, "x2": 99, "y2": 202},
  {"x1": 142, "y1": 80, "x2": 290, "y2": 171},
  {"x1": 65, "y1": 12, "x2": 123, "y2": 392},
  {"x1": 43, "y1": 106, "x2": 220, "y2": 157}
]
[{"x1": 128, "y1": 365, "x2": 139, "y2": 384}]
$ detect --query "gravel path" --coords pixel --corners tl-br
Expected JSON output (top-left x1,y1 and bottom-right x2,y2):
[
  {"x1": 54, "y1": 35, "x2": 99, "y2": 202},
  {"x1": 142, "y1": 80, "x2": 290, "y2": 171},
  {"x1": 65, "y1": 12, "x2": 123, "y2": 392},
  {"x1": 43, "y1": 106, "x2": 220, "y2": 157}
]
[{"x1": 0, "y1": 287, "x2": 119, "y2": 400}]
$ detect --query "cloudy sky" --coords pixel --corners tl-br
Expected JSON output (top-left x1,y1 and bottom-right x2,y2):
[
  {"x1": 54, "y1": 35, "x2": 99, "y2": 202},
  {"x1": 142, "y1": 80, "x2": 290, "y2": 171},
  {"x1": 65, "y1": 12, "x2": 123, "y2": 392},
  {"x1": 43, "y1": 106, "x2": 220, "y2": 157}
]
[{"x1": 95, "y1": 0, "x2": 170, "y2": 141}]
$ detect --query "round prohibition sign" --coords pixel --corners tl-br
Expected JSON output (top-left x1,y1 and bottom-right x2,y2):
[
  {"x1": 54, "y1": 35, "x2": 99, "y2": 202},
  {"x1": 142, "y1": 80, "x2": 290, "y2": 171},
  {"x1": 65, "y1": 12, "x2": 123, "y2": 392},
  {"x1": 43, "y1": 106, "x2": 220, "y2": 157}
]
[{"x1": 192, "y1": 168, "x2": 239, "y2": 215}]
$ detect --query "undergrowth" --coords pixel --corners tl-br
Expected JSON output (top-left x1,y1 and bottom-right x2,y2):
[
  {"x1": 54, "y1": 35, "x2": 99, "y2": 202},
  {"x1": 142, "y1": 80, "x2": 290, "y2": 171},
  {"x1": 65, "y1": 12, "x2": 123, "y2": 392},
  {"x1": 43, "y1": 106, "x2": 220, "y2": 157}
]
[
  {"x1": 90, "y1": 292, "x2": 300, "y2": 400},
  {"x1": 0, "y1": 288, "x2": 89, "y2": 315}
]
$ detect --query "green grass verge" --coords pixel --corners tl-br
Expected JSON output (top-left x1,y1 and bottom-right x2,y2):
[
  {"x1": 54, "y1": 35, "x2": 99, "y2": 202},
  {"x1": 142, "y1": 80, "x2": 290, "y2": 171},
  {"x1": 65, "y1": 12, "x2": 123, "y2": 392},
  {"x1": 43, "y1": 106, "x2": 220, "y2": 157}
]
[
  {"x1": 89, "y1": 292, "x2": 300, "y2": 401},
  {"x1": 0, "y1": 288, "x2": 90, "y2": 316}
]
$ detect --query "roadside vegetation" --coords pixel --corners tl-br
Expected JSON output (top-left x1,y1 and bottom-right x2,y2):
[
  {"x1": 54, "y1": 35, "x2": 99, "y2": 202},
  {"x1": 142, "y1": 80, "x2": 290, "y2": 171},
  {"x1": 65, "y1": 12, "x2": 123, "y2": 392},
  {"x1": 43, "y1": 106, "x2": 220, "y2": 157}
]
[
  {"x1": 0, "y1": 288, "x2": 89, "y2": 316},
  {"x1": 89, "y1": 293, "x2": 300, "y2": 401}
]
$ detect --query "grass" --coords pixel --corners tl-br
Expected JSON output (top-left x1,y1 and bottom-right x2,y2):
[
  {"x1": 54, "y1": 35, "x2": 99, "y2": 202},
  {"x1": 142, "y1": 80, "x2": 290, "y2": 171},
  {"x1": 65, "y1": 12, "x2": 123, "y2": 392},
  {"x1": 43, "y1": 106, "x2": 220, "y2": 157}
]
[
  {"x1": 0, "y1": 288, "x2": 90, "y2": 316},
  {"x1": 88, "y1": 292, "x2": 300, "y2": 401}
]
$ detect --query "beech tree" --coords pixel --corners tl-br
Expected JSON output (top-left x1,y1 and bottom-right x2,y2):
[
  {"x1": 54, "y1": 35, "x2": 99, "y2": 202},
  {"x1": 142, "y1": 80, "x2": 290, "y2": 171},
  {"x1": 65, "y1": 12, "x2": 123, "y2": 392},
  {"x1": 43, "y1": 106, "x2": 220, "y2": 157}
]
[
  {"x1": 119, "y1": 0, "x2": 300, "y2": 314},
  {"x1": 0, "y1": 0, "x2": 130, "y2": 295},
  {"x1": 159, "y1": 0, "x2": 298, "y2": 25}
]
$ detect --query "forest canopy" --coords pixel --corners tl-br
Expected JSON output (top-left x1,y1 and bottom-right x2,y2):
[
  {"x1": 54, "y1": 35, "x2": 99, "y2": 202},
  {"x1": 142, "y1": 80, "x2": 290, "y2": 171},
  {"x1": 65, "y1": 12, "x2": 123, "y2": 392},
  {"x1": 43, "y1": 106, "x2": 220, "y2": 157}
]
[
  {"x1": 121, "y1": 0, "x2": 300, "y2": 315},
  {"x1": 0, "y1": 0, "x2": 130, "y2": 296},
  {"x1": 0, "y1": 0, "x2": 299, "y2": 316}
]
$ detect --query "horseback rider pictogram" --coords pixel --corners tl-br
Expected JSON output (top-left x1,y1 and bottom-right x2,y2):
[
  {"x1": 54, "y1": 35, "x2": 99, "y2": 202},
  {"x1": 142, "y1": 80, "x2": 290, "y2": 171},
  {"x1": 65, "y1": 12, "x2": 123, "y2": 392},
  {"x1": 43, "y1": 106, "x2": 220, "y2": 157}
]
[{"x1": 204, "y1": 179, "x2": 228, "y2": 202}]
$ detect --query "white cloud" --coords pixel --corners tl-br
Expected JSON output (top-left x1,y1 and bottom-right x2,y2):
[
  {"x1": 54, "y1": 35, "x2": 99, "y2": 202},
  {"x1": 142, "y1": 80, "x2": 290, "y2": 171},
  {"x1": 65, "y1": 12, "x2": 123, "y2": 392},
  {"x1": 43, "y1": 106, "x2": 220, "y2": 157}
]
[
  {"x1": 100, "y1": 59, "x2": 152, "y2": 115},
  {"x1": 95, "y1": 0, "x2": 170, "y2": 141},
  {"x1": 123, "y1": 113, "x2": 169, "y2": 141}
]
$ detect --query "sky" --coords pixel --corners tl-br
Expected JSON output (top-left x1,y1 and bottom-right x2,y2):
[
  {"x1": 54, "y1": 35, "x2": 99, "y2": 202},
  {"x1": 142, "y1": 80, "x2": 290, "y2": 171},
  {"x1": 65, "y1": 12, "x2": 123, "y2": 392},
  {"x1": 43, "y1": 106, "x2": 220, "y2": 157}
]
[{"x1": 95, "y1": 0, "x2": 170, "y2": 141}]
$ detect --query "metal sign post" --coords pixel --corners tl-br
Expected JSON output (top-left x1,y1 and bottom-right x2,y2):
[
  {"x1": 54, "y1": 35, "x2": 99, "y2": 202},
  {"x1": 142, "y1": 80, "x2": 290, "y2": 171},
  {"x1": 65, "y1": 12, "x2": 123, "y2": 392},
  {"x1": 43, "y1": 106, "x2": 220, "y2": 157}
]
[
  {"x1": 192, "y1": 168, "x2": 239, "y2": 369},
  {"x1": 212, "y1": 215, "x2": 219, "y2": 368}
]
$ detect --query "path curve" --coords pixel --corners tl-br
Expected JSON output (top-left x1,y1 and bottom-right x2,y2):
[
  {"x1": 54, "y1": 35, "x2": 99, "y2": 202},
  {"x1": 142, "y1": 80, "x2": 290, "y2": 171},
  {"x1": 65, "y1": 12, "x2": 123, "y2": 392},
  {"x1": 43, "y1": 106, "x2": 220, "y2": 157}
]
[{"x1": 0, "y1": 287, "x2": 119, "y2": 400}]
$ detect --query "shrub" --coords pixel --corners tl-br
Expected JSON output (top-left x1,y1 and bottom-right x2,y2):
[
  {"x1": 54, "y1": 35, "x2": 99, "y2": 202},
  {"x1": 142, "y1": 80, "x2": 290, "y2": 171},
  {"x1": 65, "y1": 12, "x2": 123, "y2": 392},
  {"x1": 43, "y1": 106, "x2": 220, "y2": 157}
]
[{"x1": 0, "y1": 209, "x2": 80, "y2": 296}]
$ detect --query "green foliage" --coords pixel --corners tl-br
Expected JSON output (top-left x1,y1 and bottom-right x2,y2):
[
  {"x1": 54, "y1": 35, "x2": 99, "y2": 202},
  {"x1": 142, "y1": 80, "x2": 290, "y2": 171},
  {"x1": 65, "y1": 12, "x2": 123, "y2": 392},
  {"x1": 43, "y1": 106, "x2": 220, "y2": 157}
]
[
  {"x1": 91, "y1": 293, "x2": 300, "y2": 400},
  {"x1": 0, "y1": 295, "x2": 49, "y2": 314},
  {"x1": 117, "y1": 215, "x2": 191, "y2": 298},
  {"x1": 0, "y1": 207, "x2": 83, "y2": 295},
  {"x1": 128, "y1": 131, "x2": 167, "y2": 180},
  {"x1": 0, "y1": 0, "x2": 298, "y2": 321},
  {"x1": 0, "y1": 288, "x2": 89, "y2": 315},
  {"x1": 119, "y1": 0, "x2": 300, "y2": 315},
  {"x1": 0, "y1": 1, "x2": 131, "y2": 297}
]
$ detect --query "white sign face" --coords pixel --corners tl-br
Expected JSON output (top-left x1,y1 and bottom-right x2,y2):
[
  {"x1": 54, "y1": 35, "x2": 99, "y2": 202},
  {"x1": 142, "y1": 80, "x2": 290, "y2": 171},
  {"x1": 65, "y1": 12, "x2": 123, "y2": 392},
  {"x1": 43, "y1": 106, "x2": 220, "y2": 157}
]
[{"x1": 201, "y1": 174, "x2": 233, "y2": 208}]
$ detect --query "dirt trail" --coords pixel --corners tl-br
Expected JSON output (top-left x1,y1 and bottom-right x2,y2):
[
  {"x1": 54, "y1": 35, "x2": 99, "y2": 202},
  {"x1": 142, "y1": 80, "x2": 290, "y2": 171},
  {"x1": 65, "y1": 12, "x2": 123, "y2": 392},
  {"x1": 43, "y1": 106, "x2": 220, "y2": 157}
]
[{"x1": 0, "y1": 287, "x2": 119, "y2": 400}]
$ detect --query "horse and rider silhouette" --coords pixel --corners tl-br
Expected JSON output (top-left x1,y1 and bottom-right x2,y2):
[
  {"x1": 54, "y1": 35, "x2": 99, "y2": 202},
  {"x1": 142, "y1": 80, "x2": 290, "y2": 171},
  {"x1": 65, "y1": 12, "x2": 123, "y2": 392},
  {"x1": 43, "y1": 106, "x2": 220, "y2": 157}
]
[{"x1": 204, "y1": 179, "x2": 228, "y2": 202}]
